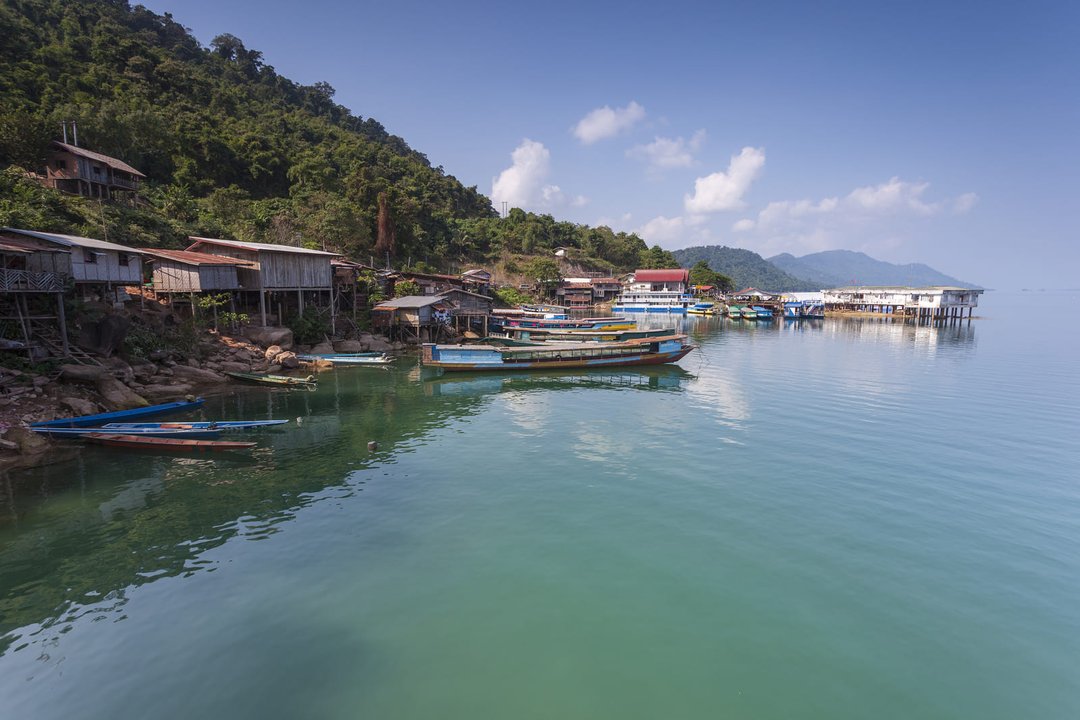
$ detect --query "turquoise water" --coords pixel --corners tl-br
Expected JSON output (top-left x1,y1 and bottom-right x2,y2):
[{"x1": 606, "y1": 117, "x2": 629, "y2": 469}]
[{"x1": 1, "y1": 291, "x2": 1078, "y2": 719}]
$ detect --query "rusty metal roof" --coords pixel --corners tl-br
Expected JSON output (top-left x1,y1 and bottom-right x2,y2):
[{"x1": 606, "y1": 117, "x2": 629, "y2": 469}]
[
  {"x1": 52, "y1": 141, "x2": 145, "y2": 178},
  {"x1": 143, "y1": 249, "x2": 253, "y2": 266}
]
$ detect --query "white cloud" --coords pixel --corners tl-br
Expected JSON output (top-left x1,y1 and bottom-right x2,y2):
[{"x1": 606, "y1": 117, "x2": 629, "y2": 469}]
[
  {"x1": 627, "y1": 130, "x2": 707, "y2": 170},
  {"x1": 847, "y1": 177, "x2": 937, "y2": 215},
  {"x1": 491, "y1": 139, "x2": 583, "y2": 211},
  {"x1": 734, "y1": 177, "x2": 978, "y2": 257},
  {"x1": 953, "y1": 192, "x2": 979, "y2": 214},
  {"x1": 636, "y1": 215, "x2": 685, "y2": 244},
  {"x1": 684, "y1": 146, "x2": 765, "y2": 213},
  {"x1": 573, "y1": 101, "x2": 646, "y2": 144}
]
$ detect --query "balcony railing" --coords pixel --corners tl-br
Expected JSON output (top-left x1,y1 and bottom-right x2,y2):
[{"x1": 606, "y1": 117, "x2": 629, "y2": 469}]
[{"x1": 0, "y1": 268, "x2": 66, "y2": 292}]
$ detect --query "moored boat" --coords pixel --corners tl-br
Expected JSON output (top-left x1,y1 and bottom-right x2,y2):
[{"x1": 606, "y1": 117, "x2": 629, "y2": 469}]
[
  {"x1": 82, "y1": 433, "x2": 257, "y2": 451},
  {"x1": 496, "y1": 326, "x2": 677, "y2": 344},
  {"x1": 500, "y1": 316, "x2": 636, "y2": 331},
  {"x1": 225, "y1": 371, "x2": 317, "y2": 386},
  {"x1": 33, "y1": 426, "x2": 223, "y2": 439},
  {"x1": 422, "y1": 334, "x2": 695, "y2": 372},
  {"x1": 751, "y1": 305, "x2": 774, "y2": 320},
  {"x1": 31, "y1": 397, "x2": 205, "y2": 428},
  {"x1": 296, "y1": 353, "x2": 392, "y2": 365},
  {"x1": 687, "y1": 302, "x2": 718, "y2": 315},
  {"x1": 740, "y1": 306, "x2": 759, "y2": 320},
  {"x1": 101, "y1": 420, "x2": 288, "y2": 431}
]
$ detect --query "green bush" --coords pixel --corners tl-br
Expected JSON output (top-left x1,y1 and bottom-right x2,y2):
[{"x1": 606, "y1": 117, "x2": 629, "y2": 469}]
[{"x1": 288, "y1": 307, "x2": 331, "y2": 345}]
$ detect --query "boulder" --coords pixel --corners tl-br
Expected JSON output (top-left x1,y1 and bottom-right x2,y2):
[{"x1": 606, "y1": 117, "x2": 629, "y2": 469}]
[
  {"x1": 60, "y1": 364, "x2": 108, "y2": 384},
  {"x1": 96, "y1": 377, "x2": 149, "y2": 410},
  {"x1": 333, "y1": 340, "x2": 365, "y2": 353},
  {"x1": 264, "y1": 344, "x2": 283, "y2": 361},
  {"x1": 130, "y1": 360, "x2": 157, "y2": 383},
  {"x1": 246, "y1": 326, "x2": 294, "y2": 350},
  {"x1": 103, "y1": 357, "x2": 135, "y2": 384},
  {"x1": 77, "y1": 314, "x2": 129, "y2": 356},
  {"x1": 139, "y1": 382, "x2": 194, "y2": 401},
  {"x1": 219, "y1": 361, "x2": 251, "y2": 373},
  {"x1": 309, "y1": 342, "x2": 335, "y2": 355},
  {"x1": 267, "y1": 364, "x2": 282, "y2": 373},
  {"x1": 4, "y1": 426, "x2": 49, "y2": 455},
  {"x1": 275, "y1": 352, "x2": 300, "y2": 369},
  {"x1": 170, "y1": 365, "x2": 227, "y2": 384},
  {"x1": 61, "y1": 397, "x2": 99, "y2": 416},
  {"x1": 366, "y1": 337, "x2": 392, "y2": 352}
]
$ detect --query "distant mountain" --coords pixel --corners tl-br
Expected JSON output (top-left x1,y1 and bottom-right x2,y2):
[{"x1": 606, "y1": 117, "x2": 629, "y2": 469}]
[
  {"x1": 769, "y1": 250, "x2": 980, "y2": 288},
  {"x1": 672, "y1": 246, "x2": 817, "y2": 292}
]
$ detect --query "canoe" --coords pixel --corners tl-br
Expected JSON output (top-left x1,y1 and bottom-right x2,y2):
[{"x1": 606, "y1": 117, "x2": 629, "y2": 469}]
[
  {"x1": 102, "y1": 420, "x2": 289, "y2": 431},
  {"x1": 225, "y1": 371, "x2": 317, "y2": 386},
  {"x1": 422, "y1": 334, "x2": 695, "y2": 372},
  {"x1": 31, "y1": 397, "x2": 205, "y2": 428},
  {"x1": 296, "y1": 353, "x2": 392, "y2": 365},
  {"x1": 34, "y1": 426, "x2": 223, "y2": 439},
  {"x1": 82, "y1": 433, "x2": 256, "y2": 451}
]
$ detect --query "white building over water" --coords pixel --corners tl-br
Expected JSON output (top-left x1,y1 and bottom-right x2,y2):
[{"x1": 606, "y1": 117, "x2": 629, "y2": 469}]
[{"x1": 823, "y1": 286, "x2": 983, "y2": 320}]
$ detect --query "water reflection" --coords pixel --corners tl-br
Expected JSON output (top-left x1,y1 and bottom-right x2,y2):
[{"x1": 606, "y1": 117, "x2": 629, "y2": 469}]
[{"x1": 422, "y1": 366, "x2": 693, "y2": 397}]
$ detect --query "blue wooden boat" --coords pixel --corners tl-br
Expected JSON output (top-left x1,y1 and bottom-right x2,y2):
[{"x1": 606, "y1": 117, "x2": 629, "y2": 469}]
[
  {"x1": 31, "y1": 397, "x2": 205, "y2": 428},
  {"x1": 751, "y1": 305, "x2": 774, "y2": 320},
  {"x1": 101, "y1": 420, "x2": 288, "y2": 431},
  {"x1": 33, "y1": 426, "x2": 223, "y2": 439},
  {"x1": 422, "y1": 334, "x2": 695, "y2": 372}
]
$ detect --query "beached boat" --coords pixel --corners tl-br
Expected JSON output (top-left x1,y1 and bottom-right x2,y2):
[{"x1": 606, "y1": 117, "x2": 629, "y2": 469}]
[
  {"x1": 296, "y1": 353, "x2": 393, "y2": 366},
  {"x1": 33, "y1": 426, "x2": 223, "y2": 439},
  {"x1": 224, "y1": 371, "x2": 317, "y2": 387},
  {"x1": 82, "y1": 433, "x2": 257, "y2": 451},
  {"x1": 752, "y1": 305, "x2": 774, "y2": 320},
  {"x1": 31, "y1": 397, "x2": 206, "y2": 428},
  {"x1": 102, "y1": 420, "x2": 288, "y2": 431},
  {"x1": 422, "y1": 334, "x2": 695, "y2": 372},
  {"x1": 687, "y1": 302, "x2": 719, "y2": 315}
]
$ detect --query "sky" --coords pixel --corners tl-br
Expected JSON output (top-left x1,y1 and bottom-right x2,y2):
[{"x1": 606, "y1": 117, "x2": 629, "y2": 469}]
[{"x1": 138, "y1": 0, "x2": 1079, "y2": 288}]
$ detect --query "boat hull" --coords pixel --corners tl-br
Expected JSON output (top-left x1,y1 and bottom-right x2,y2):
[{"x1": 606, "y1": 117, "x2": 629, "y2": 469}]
[
  {"x1": 422, "y1": 335, "x2": 696, "y2": 372},
  {"x1": 34, "y1": 427, "x2": 222, "y2": 439},
  {"x1": 82, "y1": 433, "x2": 256, "y2": 451},
  {"x1": 225, "y1": 371, "x2": 317, "y2": 386},
  {"x1": 31, "y1": 398, "x2": 205, "y2": 428},
  {"x1": 101, "y1": 420, "x2": 288, "y2": 431}
]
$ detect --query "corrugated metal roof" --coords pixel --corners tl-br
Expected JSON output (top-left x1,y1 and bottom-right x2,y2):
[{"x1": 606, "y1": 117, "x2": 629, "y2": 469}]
[
  {"x1": 634, "y1": 269, "x2": 689, "y2": 282},
  {"x1": 0, "y1": 234, "x2": 71, "y2": 254},
  {"x1": 143, "y1": 249, "x2": 253, "y2": 266},
  {"x1": 373, "y1": 295, "x2": 444, "y2": 309},
  {"x1": 187, "y1": 237, "x2": 340, "y2": 256},
  {"x1": 52, "y1": 142, "x2": 145, "y2": 178},
  {"x1": 1, "y1": 227, "x2": 144, "y2": 254}
]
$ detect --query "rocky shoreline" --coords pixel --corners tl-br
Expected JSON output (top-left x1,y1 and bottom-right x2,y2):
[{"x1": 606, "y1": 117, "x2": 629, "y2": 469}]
[{"x1": 0, "y1": 326, "x2": 406, "y2": 470}]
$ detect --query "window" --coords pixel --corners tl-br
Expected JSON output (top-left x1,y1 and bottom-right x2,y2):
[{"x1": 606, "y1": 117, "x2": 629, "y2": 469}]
[
  {"x1": 92, "y1": 166, "x2": 102, "y2": 175},
  {"x1": 83, "y1": 249, "x2": 97, "y2": 264},
  {"x1": 54, "y1": 159, "x2": 66, "y2": 170},
  {"x1": 118, "y1": 253, "x2": 129, "y2": 267}
]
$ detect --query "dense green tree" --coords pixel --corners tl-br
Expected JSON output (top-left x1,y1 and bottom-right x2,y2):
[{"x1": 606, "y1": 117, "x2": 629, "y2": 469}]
[
  {"x1": 688, "y1": 260, "x2": 734, "y2": 292},
  {"x1": 638, "y1": 245, "x2": 680, "y2": 269}
]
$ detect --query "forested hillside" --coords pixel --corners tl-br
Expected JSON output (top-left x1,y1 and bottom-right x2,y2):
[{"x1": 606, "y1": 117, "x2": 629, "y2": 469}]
[
  {"x1": 0, "y1": 0, "x2": 658, "y2": 271},
  {"x1": 672, "y1": 246, "x2": 816, "y2": 292}
]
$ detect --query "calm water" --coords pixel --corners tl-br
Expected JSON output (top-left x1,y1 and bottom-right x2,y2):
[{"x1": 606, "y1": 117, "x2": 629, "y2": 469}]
[{"x1": 1, "y1": 291, "x2": 1078, "y2": 719}]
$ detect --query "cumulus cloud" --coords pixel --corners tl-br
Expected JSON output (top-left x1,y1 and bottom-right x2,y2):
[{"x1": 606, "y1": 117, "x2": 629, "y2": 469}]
[
  {"x1": 491, "y1": 139, "x2": 584, "y2": 211},
  {"x1": 953, "y1": 192, "x2": 979, "y2": 214},
  {"x1": 573, "y1": 101, "x2": 646, "y2": 144},
  {"x1": 683, "y1": 146, "x2": 765, "y2": 213},
  {"x1": 627, "y1": 130, "x2": 707, "y2": 170},
  {"x1": 735, "y1": 177, "x2": 979, "y2": 257},
  {"x1": 636, "y1": 215, "x2": 685, "y2": 244}
]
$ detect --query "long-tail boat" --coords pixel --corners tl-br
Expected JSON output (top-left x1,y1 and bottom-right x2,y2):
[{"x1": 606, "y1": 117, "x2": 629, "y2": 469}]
[
  {"x1": 296, "y1": 353, "x2": 393, "y2": 366},
  {"x1": 31, "y1": 397, "x2": 205, "y2": 428},
  {"x1": 33, "y1": 426, "x2": 223, "y2": 439},
  {"x1": 224, "y1": 371, "x2": 317, "y2": 387},
  {"x1": 422, "y1": 334, "x2": 695, "y2": 372},
  {"x1": 82, "y1": 433, "x2": 257, "y2": 451},
  {"x1": 101, "y1": 420, "x2": 288, "y2": 431}
]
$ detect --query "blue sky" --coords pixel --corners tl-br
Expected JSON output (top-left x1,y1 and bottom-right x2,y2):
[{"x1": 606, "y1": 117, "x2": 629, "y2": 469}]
[{"x1": 139, "y1": 0, "x2": 1078, "y2": 288}]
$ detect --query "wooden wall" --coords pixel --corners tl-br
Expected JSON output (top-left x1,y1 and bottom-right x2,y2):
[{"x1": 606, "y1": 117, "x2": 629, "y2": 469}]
[
  {"x1": 152, "y1": 262, "x2": 240, "y2": 292},
  {"x1": 69, "y1": 248, "x2": 143, "y2": 284}
]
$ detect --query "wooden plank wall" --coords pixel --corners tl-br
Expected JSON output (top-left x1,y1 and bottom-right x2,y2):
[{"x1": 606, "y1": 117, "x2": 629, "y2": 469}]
[{"x1": 70, "y1": 249, "x2": 143, "y2": 284}]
